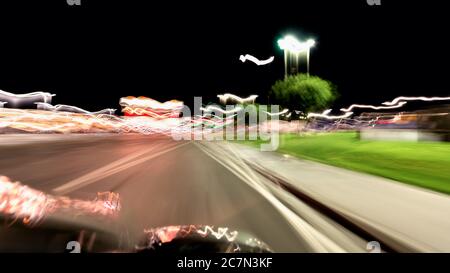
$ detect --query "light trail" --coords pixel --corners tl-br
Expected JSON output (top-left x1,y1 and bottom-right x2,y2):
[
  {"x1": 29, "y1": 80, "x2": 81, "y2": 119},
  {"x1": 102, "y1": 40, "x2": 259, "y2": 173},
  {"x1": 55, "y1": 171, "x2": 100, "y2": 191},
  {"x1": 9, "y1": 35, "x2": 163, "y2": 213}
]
[
  {"x1": 121, "y1": 106, "x2": 180, "y2": 119},
  {"x1": 307, "y1": 109, "x2": 354, "y2": 120},
  {"x1": 382, "y1": 96, "x2": 450, "y2": 106},
  {"x1": 0, "y1": 108, "x2": 127, "y2": 133},
  {"x1": 119, "y1": 96, "x2": 184, "y2": 110},
  {"x1": 197, "y1": 226, "x2": 238, "y2": 241},
  {"x1": 5, "y1": 90, "x2": 447, "y2": 137},
  {"x1": 0, "y1": 108, "x2": 190, "y2": 135},
  {"x1": 262, "y1": 108, "x2": 289, "y2": 116},
  {"x1": 200, "y1": 105, "x2": 243, "y2": 114},
  {"x1": 140, "y1": 225, "x2": 243, "y2": 251},
  {"x1": 0, "y1": 175, "x2": 120, "y2": 226},
  {"x1": 119, "y1": 96, "x2": 184, "y2": 120},
  {"x1": 190, "y1": 114, "x2": 236, "y2": 129},
  {"x1": 309, "y1": 95, "x2": 450, "y2": 125},
  {"x1": 340, "y1": 101, "x2": 407, "y2": 112},
  {"x1": 239, "y1": 54, "x2": 274, "y2": 66},
  {"x1": 217, "y1": 93, "x2": 258, "y2": 104},
  {"x1": 0, "y1": 90, "x2": 55, "y2": 108},
  {"x1": 36, "y1": 102, "x2": 116, "y2": 115}
]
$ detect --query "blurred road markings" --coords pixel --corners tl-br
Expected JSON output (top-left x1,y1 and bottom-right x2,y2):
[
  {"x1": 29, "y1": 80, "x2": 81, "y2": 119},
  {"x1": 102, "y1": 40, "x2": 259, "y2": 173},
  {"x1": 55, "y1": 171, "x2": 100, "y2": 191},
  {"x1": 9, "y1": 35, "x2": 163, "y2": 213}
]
[{"x1": 53, "y1": 141, "x2": 190, "y2": 194}]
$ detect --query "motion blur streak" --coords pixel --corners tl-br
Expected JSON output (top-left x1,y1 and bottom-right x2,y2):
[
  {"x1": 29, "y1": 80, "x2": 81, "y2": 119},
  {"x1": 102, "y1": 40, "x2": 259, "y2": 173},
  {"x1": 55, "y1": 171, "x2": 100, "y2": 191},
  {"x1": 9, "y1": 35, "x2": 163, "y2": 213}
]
[
  {"x1": 194, "y1": 142, "x2": 346, "y2": 252},
  {"x1": 121, "y1": 106, "x2": 179, "y2": 119},
  {"x1": 0, "y1": 90, "x2": 54, "y2": 107},
  {"x1": 36, "y1": 102, "x2": 116, "y2": 115},
  {"x1": 53, "y1": 141, "x2": 190, "y2": 194},
  {"x1": 239, "y1": 54, "x2": 274, "y2": 66},
  {"x1": 382, "y1": 96, "x2": 450, "y2": 106},
  {"x1": 217, "y1": 93, "x2": 258, "y2": 104},
  {"x1": 197, "y1": 226, "x2": 238, "y2": 241},
  {"x1": 338, "y1": 96, "x2": 450, "y2": 114},
  {"x1": 200, "y1": 105, "x2": 243, "y2": 114},
  {"x1": 119, "y1": 96, "x2": 184, "y2": 110},
  {"x1": 0, "y1": 108, "x2": 125, "y2": 133},
  {"x1": 307, "y1": 109, "x2": 354, "y2": 120},
  {"x1": 0, "y1": 108, "x2": 177, "y2": 135},
  {"x1": 0, "y1": 107, "x2": 239, "y2": 135},
  {"x1": 340, "y1": 101, "x2": 407, "y2": 112},
  {"x1": 119, "y1": 96, "x2": 183, "y2": 119},
  {"x1": 0, "y1": 176, "x2": 120, "y2": 225},
  {"x1": 190, "y1": 114, "x2": 236, "y2": 129},
  {"x1": 263, "y1": 108, "x2": 289, "y2": 116},
  {"x1": 0, "y1": 135, "x2": 320, "y2": 251},
  {"x1": 143, "y1": 225, "x2": 182, "y2": 244}
]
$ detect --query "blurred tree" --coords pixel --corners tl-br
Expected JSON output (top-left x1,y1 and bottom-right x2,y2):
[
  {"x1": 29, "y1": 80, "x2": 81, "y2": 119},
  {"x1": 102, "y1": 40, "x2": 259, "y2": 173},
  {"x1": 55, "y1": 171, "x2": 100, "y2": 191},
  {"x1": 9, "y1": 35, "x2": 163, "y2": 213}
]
[{"x1": 270, "y1": 74, "x2": 338, "y2": 119}]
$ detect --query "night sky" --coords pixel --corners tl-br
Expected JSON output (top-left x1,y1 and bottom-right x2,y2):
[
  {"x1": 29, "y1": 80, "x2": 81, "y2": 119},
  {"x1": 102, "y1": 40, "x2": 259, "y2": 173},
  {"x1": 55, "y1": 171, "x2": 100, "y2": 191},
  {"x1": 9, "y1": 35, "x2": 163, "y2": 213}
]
[{"x1": 0, "y1": 0, "x2": 448, "y2": 112}]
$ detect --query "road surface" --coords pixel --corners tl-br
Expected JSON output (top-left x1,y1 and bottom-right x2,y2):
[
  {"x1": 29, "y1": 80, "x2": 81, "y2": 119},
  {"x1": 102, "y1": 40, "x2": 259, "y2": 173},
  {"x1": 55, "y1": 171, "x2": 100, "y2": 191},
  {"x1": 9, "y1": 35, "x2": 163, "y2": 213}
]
[{"x1": 0, "y1": 134, "x2": 327, "y2": 252}]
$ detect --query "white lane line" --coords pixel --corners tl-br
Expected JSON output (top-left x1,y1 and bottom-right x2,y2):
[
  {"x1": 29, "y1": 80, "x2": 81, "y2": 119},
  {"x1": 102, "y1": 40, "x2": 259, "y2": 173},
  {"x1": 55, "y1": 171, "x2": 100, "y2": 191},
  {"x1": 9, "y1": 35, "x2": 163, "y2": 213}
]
[{"x1": 53, "y1": 141, "x2": 191, "y2": 195}]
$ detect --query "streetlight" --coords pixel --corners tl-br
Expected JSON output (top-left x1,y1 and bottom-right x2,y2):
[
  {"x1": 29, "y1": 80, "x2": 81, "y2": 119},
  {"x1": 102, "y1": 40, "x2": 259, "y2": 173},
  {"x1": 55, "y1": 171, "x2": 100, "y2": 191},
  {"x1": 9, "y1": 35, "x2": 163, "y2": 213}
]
[
  {"x1": 305, "y1": 39, "x2": 315, "y2": 76},
  {"x1": 277, "y1": 35, "x2": 315, "y2": 77}
]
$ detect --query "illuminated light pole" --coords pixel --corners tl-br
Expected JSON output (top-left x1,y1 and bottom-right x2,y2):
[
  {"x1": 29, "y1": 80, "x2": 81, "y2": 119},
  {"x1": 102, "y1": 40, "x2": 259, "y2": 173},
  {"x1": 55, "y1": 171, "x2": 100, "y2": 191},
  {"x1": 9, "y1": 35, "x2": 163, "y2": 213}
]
[
  {"x1": 277, "y1": 35, "x2": 316, "y2": 77},
  {"x1": 305, "y1": 39, "x2": 315, "y2": 76}
]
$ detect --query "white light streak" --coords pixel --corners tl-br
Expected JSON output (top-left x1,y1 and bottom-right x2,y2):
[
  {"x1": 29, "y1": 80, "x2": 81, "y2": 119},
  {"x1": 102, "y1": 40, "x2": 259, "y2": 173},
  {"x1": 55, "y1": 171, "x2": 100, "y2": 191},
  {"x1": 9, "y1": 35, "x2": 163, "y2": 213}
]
[
  {"x1": 36, "y1": 102, "x2": 116, "y2": 115},
  {"x1": 307, "y1": 109, "x2": 354, "y2": 120},
  {"x1": 340, "y1": 102, "x2": 407, "y2": 112},
  {"x1": 197, "y1": 226, "x2": 238, "y2": 242},
  {"x1": 200, "y1": 105, "x2": 243, "y2": 114},
  {"x1": 263, "y1": 108, "x2": 289, "y2": 116},
  {"x1": 239, "y1": 54, "x2": 274, "y2": 66},
  {"x1": 217, "y1": 93, "x2": 258, "y2": 104},
  {"x1": 382, "y1": 96, "x2": 450, "y2": 106},
  {"x1": 0, "y1": 90, "x2": 55, "y2": 108},
  {"x1": 119, "y1": 96, "x2": 184, "y2": 110}
]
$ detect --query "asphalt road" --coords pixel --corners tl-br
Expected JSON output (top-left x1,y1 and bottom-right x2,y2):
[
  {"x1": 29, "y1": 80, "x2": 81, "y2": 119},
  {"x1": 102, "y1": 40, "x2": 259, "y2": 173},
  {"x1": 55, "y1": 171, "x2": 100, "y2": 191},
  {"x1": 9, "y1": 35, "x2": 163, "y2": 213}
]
[{"x1": 0, "y1": 134, "x2": 315, "y2": 252}]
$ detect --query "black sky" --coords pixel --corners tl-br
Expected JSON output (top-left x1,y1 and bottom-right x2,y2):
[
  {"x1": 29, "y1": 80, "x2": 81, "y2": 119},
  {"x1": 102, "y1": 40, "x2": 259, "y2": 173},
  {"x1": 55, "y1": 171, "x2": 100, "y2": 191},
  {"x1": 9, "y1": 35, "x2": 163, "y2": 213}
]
[{"x1": 0, "y1": 0, "x2": 448, "y2": 112}]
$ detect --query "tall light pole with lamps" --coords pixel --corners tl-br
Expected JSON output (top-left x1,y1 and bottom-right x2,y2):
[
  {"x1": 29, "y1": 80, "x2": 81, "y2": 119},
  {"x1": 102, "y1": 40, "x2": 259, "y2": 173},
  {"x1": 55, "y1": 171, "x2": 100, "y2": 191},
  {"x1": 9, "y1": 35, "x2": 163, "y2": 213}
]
[
  {"x1": 277, "y1": 35, "x2": 315, "y2": 77},
  {"x1": 305, "y1": 39, "x2": 316, "y2": 76}
]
